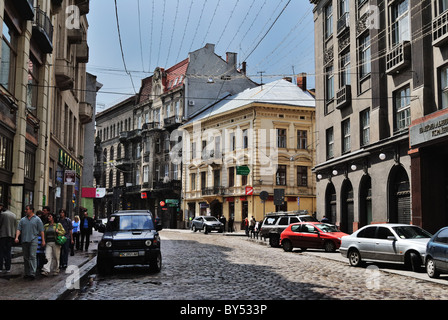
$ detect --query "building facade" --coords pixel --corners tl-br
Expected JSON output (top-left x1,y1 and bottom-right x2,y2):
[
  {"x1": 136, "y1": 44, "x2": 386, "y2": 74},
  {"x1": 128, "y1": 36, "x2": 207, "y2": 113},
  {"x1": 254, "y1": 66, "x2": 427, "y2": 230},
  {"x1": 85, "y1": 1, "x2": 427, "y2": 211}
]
[
  {"x1": 94, "y1": 44, "x2": 257, "y2": 228},
  {"x1": 181, "y1": 78, "x2": 316, "y2": 231},
  {"x1": 310, "y1": 0, "x2": 448, "y2": 234},
  {"x1": 0, "y1": 0, "x2": 93, "y2": 219}
]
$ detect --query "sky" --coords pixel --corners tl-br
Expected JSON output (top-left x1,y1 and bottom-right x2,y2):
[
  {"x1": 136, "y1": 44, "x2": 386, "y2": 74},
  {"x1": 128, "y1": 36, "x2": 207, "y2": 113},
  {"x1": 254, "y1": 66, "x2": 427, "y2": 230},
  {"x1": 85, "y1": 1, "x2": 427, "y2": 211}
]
[{"x1": 86, "y1": 0, "x2": 316, "y2": 112}]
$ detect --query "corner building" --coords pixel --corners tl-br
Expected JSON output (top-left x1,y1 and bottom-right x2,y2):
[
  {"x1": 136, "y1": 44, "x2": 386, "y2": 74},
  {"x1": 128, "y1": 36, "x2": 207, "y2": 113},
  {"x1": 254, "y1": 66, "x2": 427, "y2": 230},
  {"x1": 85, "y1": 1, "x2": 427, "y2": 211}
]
[{"x1": 310, "y1": 0, "x2": 448, "y2": 234}]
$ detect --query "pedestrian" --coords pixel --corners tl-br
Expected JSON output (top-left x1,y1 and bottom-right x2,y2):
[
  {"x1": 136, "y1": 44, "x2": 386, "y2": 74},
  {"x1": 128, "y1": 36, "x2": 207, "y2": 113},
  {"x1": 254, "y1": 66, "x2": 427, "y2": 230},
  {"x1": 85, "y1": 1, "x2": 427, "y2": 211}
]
[
  {"x1": 72, "y1": 215, "x2": 80, "y2": 252},
  {"x1": 321, "y1": 215, "x2": 330, "y2": 224},
  {"x1": 0, "y1": 203, "x2": 17, "y2": 274},
  {"x1": 244, "y1": 217, "x2": 249, "y2": 237},
  {"x1": 249, "y1": 216, "x2": 256, "y2": 238},
  {"x1": 58, "y1": 209, "x2": 73, "y2": 269},
  {"x1": 41, "y1": 213, "x2": 65, "y2": 276},
  {"x1": 15, "y1": 205, "x2": 45, "y2": 280},
  {"x1": 254, "y1": 219, "x2": 261, "y2": 240},
  {"x1": 228, "y1": 215, "x2": 234, "y2": 233},
  {"x1": 80, "y1": 209, "x2": 94, "y2": 251},
  {"x1": 219, "y1": 215, "x2": 226, "y2": 232},
  {"x1": 35, "y1": 210, "x2": 46, "y2": 271},
  {"x1": 41, "y1": 206, "x2": 51, "y2": 225}
]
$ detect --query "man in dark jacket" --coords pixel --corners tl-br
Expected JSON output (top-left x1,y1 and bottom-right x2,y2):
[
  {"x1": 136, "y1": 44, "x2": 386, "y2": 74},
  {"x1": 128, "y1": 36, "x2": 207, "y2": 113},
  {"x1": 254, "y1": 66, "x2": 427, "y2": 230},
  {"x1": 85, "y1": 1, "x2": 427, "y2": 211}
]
[{"x1": 79, "y1": 209, "x2": 94, "y2": 251}]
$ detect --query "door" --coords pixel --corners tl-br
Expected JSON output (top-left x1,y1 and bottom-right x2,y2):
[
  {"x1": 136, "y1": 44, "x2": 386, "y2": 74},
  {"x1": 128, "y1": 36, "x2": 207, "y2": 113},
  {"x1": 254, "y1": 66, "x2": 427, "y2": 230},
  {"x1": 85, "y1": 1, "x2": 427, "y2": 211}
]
[
  {"x1": 355, "y1": 226, "x2": 377, "y2": 259},
  {"x1": 299, "y1": 224, "x2": 320, "y2": 249},
  {"x1": 288, "y1": 224, "x2": 303, "y2": 247},
  {"x1": 433, "y1": 229, "x2": 448, "y2": 271},
  {"x1": 374, "y1": 226, "x2": 399, "y2": 262}
]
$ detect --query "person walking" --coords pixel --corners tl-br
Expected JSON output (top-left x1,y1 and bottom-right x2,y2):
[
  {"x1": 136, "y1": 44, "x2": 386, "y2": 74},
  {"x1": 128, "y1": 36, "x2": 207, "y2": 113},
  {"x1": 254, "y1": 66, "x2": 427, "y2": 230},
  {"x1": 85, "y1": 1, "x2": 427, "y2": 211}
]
[
  {"x1": 0, "y1": 203, "x2": 17, "y2": 274},
  {"x1": 41, "y1": 213, "x2": 65, "y2": 276},
  {"x1": 228, "y1": 215, "x2": 234, "y2": 233},
  {"x1": 57, "y1": 209, "x2": 72, "y2": 269},
  {"x1": 80, "y1": 209, "x2": 94, "y2": 252},
  {"x1": 72, "y1": 215, "x2": 80, "y2": 252},
  {"x1": 15, "y1": 205, "x2": 45, "y2": 280}
]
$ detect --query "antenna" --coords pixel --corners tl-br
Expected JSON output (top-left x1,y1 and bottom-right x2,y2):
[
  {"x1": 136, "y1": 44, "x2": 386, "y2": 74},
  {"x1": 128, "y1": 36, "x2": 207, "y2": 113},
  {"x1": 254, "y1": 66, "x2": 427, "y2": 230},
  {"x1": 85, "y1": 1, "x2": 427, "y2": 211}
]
[{"x1": 257, "y1": 71, "x2": 265, "y2": 86}]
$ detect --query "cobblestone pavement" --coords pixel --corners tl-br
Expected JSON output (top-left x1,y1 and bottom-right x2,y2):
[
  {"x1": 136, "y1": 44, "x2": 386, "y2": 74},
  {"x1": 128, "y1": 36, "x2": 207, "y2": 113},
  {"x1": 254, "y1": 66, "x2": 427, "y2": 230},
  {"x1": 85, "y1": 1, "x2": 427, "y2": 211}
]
[{"x1": 75, "y1": 230, "x2": 448, "y2": 301}]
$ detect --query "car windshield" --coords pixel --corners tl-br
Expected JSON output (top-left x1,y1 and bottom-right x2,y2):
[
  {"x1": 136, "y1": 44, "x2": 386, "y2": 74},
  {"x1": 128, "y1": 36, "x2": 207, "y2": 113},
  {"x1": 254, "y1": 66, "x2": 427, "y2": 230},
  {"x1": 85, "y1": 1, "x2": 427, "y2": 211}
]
[
  {"x1": 300, "y1": 215, "x2": 318, "y2": 222},
  {"x1": 315, "y1": 224, "x2": 339, "y2": 233},
  {"x1": 392, "y1": 226, "x2": 432, "y2": 239},
  {"x1": 106, "y1": 215, "x2": 154, "y2": 231},
  {"x1": 204, "y1": 217, "x2": 218, "y2": 222}
]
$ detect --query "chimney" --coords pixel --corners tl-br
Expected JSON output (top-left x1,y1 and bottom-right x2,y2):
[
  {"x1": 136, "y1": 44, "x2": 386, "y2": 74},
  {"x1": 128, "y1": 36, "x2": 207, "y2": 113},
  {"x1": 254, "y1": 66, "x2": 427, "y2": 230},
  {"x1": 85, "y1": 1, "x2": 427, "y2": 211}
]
[
  {"x1": 283, "y1": 77, "x2": 292, "y2": 83},
  {"x1": 226, "y1": 52, "x2": 237, "y2": 69},
  {"x1": 241, "y1": 61, "x2": 247, "y2": 75},
  {"x1": 297, "y1": 73, "x2": 307, "y2": 91}
]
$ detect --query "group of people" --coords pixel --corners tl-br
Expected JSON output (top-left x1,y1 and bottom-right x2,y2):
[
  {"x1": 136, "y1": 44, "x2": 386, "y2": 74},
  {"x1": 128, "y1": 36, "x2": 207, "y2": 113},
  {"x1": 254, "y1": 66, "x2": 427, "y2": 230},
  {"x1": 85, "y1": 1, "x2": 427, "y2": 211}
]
[
  {"x1": 0, "y1": 203, "x2": 95, "y2": 280},
  {"x1": 244, "y1": 216, "x2": 261, "y2": 239}
]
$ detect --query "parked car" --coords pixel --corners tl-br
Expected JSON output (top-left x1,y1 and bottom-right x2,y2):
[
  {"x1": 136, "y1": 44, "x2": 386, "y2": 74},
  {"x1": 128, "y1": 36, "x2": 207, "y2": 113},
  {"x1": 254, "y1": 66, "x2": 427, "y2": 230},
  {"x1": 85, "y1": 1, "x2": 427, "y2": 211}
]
[
  {"x1": 425, "y1": 226, "x2": 448, "y2": 278},
  {"x1": 259, "y1": 212, "x2": 318, "y2": 247},
  {"x1": 97, "y1": 210, "x2": 162, "y2": 274},
  {"x1": 191, "y1": 216, "x2": 224, "y2": 233},
  {"x1": 340, "y1": 224, "x2": 432, "y2": 271},
  {"x1": 280, "y1": 222, "x2": 348, "y2": 252}
]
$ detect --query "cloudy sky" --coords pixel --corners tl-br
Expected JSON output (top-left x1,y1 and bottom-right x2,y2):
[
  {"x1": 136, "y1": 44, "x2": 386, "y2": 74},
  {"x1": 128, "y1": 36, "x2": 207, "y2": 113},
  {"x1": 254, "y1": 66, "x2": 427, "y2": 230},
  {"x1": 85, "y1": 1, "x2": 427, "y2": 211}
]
[{"x1": 86, "y1": 0, "x2": 315, "y2": 111}]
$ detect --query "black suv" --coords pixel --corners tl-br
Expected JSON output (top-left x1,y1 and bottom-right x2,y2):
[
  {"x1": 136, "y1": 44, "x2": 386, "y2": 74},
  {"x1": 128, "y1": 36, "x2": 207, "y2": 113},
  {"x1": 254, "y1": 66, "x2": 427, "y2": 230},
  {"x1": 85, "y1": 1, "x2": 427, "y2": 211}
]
[
  {"x1": 259, "y1": 212, "x2": 317, "y2": 247},
  {"x1": 97, "y1": 210, "x2": 162, "y2": 274}
]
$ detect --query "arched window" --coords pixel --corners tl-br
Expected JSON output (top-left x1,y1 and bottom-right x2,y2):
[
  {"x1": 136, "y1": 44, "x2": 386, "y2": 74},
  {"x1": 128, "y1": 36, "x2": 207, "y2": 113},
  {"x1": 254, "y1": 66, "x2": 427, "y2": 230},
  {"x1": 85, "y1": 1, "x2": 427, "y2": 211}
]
[{"x1": 341, "y1": 179, "x2": 354, "y2": 234}]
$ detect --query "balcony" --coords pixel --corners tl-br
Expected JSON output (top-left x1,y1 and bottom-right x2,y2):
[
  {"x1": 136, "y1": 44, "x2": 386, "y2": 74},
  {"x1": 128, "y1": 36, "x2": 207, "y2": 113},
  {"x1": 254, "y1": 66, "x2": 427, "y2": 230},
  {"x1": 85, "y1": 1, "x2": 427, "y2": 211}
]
[
  {"x1": 32, "y1": 8, "x2": 53, "y2": 54},
  {"x1": 163, "y1": 115, "x2": 182, "y2": 131},
  {"x1": 67, "y1": 28, "x2": 83, "y2": 44},
  {"x1": 76, "y1": 41, "x2": 89, "y2": 63},
  {"x1": 75, "y1": 0, "x2": 90, "y2": 15},
  {"x1": 142, "y1": 122, "x2": 162, "y2": 132},
  {"x1": 386, "y1": 41, "x2": 411, "y2": 75},
  {"x1": 336, "y1": 85, "x2": 351, "y2": 110},
  {"x1": 55, "y1": 58, "x2": 74, "y2": 91},
  {"x1": 79, "y1": 102, "x2": 93, "y2": 124},
  {"x1": 153, "y1": 180, "x2": 181, "y2": 191},
  {"x1": 433, "y1": 10, "x2": 448, "y2": 47},
  {"x1": 202, "y1": 186, "x2": 225, "y2": 196},
  {"x1": 115, "y1": 158, "x2": 133, "y2": 171},
  {"x1": 13, "y1": 0, "x2": 35, "y2": 20},
  {"x1": 337, "y1": 12, "x2": 350, "y2": 37}
]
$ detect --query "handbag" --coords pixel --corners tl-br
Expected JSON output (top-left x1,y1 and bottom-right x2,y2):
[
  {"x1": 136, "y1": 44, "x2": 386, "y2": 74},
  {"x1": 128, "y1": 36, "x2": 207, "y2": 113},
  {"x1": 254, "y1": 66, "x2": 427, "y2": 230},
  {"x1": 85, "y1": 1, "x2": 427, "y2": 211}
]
[{"x1": 55, "y1": 223, "x2": 67, "y2": 245}]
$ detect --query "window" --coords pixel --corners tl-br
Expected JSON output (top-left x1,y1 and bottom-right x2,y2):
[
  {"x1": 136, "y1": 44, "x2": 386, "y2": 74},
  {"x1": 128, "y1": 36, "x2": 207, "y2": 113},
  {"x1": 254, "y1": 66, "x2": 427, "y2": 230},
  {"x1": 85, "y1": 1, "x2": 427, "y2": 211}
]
[
  {"x1": 360, "y1": 108, "x2": 370, "y2": 146},
  {"x1": 394, "y1": 86, "x2": 411, "y2": 132},
  {"x1": 340, "y1": 51, "x2": 351, "y2": 87},
  {"x1": 276, "y1": 165, "x2": 287, "y2": 186},
  {"x1": 0, "y1": 21, "x2": 17, "y2": 93},
  {"x1": 201, "y1": 171, "x2": 207, "y2": 189},
  {"x1": 297, "y1": 166, "x2": 308, "y2": 187},
  {"x1": 0, "y1": 135, "x2": 12, "y2": 171},
  {"x1": 190, "y1": 173, "x2": 196, "y2": 191},
  {"x1": 342, "y1": 119, "x2": 351, "y2": 154},
  {"x1": 326, "y1": 127, "x2": 334, "y2": 159},
  {"x1": 27, "y1": 55, "x2": 40, "y2": 113},
  {"x1": 277, "y1": 129, "x2": 287, "y2": 148},
  {"x1": 143, "y1": 165, "x2": 149, "y2": 183},
  {"x1": 228, "y1": 167, "x2": 235, "y2": 187},
  {"x1": 325, "y1": 3, "x2": 333, "y2": 39},
  {"x1": 359, "y1": 33, "x2": 371, "y2": 78},
  {"x1": 377, "y1": 227, "x2": 394, "y2": 239},
  {"x1": 297, "y1": 130, "x2": 307, "y2": 149},
  {"x1": 325, "y1": 65, "x2": 334, "y2": 102},
  {"x1": 441, "y1": 65, "x2": 448, "y2": 109},
  {"x1": 357, "y1": 226, "x2": 376, "y2": 238},
  {"x1": 243, "y1": 129, "x2": 248, "y2": 149},
  {"x1": 390, "y1": 0, "x2": 410, "y2": 46},
  {"x1": 438, "y1": 0, "x2": 448, "y2": 14}
]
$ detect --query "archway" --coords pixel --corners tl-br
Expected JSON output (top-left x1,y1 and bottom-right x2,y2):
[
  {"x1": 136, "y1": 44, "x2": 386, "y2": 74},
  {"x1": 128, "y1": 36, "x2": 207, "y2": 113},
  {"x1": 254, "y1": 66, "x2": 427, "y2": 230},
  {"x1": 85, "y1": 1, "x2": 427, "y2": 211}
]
[
  {"x1": 341, "y1": 179, "x2": 354, "y2": 234},
  {"x1": 359, "y1": 174, "x2": 372, "y2": 227},
  {"x1": 325, "y1": 182, "x2": 337, "y2": 225},
  {"x1": 388, "y1": 165, "x2": 411, "y2": 224}
]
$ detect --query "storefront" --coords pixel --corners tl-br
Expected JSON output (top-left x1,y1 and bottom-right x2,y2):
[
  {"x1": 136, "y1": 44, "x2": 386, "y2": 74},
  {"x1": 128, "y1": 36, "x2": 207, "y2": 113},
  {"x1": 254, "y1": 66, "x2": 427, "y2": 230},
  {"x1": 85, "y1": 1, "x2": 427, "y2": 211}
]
[{"x1": 410, "y1": 109, "x2": 448, "y2": 234}]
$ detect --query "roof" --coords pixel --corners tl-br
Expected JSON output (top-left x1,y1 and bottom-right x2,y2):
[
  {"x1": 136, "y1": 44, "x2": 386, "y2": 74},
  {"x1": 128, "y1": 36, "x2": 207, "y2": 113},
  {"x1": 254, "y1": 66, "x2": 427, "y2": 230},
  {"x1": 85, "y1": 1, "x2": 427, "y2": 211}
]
[{"x1": 184, "y1": 79, "x2": 315, "y2": 125}]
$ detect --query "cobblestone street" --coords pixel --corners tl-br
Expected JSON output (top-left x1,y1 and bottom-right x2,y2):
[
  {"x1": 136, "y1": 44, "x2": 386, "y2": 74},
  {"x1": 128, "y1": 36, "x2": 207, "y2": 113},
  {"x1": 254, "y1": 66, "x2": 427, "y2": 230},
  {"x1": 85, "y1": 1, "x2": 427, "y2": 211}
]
[{"x1": 74, "y1": 230, "x2": 448, "y2": 301}]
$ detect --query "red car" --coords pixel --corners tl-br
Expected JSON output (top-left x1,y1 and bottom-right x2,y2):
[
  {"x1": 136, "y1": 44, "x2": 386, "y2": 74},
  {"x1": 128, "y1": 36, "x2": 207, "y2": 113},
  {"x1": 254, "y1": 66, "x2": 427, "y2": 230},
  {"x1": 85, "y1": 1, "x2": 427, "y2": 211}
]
[{"x1": 280, "y1": 222, "x2": 349, "y2": 252}]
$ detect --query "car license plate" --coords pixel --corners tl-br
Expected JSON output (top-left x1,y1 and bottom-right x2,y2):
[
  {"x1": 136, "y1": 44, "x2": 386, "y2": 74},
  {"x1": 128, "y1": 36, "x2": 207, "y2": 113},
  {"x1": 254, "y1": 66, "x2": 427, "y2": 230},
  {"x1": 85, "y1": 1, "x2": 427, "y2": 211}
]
[{"x1": 119, "y1": 252, "x2": 138, "y2": 257}]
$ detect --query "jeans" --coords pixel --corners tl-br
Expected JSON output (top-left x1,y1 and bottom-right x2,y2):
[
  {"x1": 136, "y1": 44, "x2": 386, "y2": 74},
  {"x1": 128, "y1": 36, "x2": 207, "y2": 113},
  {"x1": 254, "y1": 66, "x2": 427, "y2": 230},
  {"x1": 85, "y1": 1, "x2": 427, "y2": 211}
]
[
  {"x1": 22, "y1": 241, "x2": 38, "y2": 277},
  {"x1": 80, "y1": 230, "x2": 90, "y2": 251},
  {"x1": 0, "y1": 237, "x2": 13, "y2": 271},
  {"x1": 42, "y1": 242, "x2": 61, "y2": 274},
  {"x1": 60, "y1": 239, "x2": 70, "y2": 268}
]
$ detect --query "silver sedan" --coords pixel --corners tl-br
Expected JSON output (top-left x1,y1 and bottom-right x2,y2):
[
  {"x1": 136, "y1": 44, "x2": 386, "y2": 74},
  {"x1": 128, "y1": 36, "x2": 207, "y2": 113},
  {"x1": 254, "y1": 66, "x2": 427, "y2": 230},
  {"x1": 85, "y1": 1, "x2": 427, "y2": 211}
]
[{"x1": 340, "y1": 224, "x2": 432, "y2": 272}]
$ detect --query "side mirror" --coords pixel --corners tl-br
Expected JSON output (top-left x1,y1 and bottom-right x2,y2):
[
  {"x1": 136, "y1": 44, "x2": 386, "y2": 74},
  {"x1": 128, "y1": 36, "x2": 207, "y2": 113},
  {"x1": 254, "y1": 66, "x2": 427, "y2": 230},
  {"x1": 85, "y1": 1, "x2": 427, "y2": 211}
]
[{"x1": 156, "y1": 223, "x2": 163, "y2": 231}]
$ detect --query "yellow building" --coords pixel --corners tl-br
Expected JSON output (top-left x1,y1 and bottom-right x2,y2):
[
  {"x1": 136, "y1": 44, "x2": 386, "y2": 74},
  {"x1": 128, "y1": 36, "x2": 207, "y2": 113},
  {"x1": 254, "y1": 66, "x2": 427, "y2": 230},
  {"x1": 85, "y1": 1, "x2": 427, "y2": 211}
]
[{"x1": 180, "y1": 78, "x2": 316, "y2": 230}]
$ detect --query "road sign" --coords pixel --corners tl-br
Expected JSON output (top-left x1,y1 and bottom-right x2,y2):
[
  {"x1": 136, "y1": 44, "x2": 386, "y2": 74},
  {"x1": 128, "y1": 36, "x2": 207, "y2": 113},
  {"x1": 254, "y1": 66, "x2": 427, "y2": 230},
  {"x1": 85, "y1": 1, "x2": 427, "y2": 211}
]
[
  {"x1": 236, "y1": 166, "x2": 250, "y2": 176},
  {"x1": 245, "y1": 186, "x2": 254, "y2": 195},
  {"x1": 259, "y1": 191, "x2": 269, "y2": 201}
]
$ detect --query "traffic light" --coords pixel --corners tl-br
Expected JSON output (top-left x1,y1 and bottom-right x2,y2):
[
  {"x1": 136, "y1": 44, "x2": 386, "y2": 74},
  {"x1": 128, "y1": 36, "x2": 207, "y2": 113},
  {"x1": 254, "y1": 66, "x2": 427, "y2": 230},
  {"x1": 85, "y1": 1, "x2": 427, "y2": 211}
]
[{"x1": 274, "y1": 189, "x2": 285, "y2": 206}]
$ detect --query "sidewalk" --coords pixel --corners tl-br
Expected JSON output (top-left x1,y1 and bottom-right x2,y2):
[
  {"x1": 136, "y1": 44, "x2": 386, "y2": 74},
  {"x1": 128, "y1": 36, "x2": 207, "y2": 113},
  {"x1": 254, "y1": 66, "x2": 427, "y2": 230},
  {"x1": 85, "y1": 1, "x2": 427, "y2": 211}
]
[{"x1": 0, "y1": 231, "x2": 102, "y2": 300}]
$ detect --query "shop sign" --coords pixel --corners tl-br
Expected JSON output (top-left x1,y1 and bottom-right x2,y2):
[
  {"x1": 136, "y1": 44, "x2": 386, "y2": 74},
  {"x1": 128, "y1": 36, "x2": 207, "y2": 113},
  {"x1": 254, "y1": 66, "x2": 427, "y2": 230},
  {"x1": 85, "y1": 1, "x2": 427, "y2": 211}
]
[{"x1": 410, "y1": 112, "x2": 448, "y2": 147}]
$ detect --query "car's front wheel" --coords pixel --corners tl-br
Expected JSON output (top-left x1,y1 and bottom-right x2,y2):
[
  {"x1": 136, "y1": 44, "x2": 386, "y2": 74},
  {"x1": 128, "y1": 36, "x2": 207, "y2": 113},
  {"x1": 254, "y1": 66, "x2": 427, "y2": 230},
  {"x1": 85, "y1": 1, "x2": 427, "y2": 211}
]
[
  {"x1": 324, "y1": 240, "x2": 336, "y2": 252},
  {"x1": 192, "y1": 225, "x2": 198, "y2": 232},
  {"x1": 426, "y1": 257, "x2": 440, "y2": 278},
  {"x1": 348, "y1": 249, "x2": 362, "y2": 267}
]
